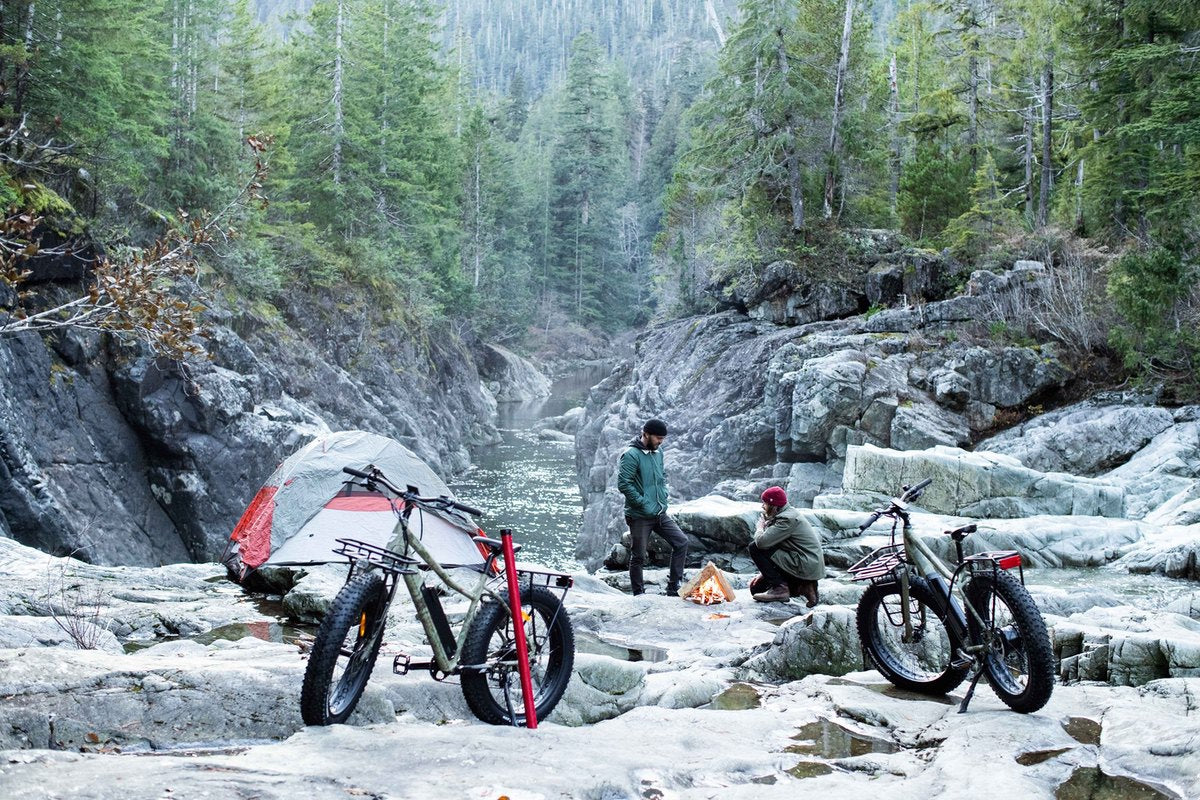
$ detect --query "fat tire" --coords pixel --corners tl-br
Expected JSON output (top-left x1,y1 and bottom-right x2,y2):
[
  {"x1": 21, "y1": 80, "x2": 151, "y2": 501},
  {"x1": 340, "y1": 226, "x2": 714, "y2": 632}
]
[
  {"x1": 856, "y1": 577, "x2": 968, "y2": 695},
  {"x1": 460, "y1": 586, "x2": 574, "y2": 725},
  {"x1": 964, "y1": 570, "x2": 1055, "y2": 714},
  {"x1": 300, "y1": 571, "x2": 388, "y2": 726}
]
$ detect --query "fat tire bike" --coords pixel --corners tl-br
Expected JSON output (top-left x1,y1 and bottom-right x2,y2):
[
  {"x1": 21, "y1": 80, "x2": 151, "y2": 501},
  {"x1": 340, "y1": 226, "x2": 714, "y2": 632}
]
[
  {"x1": 849, "y1": 477, "x2": 1055, "y2": 713},
  {"x1": 300, "y1": 466, "x2": 575, "y2": 727}
]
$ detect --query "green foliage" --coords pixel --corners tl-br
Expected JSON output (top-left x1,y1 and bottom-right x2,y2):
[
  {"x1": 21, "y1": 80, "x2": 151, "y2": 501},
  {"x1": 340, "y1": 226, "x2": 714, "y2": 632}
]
[
  {"x1": 1107, "y1": 247, "x2": 1200, "y2": 387},
  {"x1": 943, "y1": 154, "x2": 1023, "y2": 261}
]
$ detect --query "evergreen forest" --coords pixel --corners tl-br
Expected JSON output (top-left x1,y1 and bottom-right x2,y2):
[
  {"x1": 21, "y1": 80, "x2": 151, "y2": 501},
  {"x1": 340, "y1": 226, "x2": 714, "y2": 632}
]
[{"x1": 0, "y1": 0, "x2": 1198, "y2": 391}]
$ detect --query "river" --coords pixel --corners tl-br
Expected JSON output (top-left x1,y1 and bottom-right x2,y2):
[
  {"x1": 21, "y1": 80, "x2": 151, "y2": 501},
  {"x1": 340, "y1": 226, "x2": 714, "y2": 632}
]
[{"x1": 449, "y1": 365, "x2": 612, "y2": 571}]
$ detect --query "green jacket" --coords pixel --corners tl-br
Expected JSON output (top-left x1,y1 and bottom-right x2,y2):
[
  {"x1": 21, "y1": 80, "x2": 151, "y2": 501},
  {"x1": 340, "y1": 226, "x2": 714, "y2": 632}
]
[
  {"x1": 617, "y1": 437, "x2": 668, "y2": 519},
  {"x1": 754, "y1": 506, "x2": 825, "y2": 580}
]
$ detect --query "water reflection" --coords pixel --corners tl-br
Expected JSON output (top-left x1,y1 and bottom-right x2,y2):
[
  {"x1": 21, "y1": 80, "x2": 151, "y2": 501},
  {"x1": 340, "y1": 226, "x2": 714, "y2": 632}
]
[{"x1": 451, "y1": 365, "x2": 611, "y2": 571}]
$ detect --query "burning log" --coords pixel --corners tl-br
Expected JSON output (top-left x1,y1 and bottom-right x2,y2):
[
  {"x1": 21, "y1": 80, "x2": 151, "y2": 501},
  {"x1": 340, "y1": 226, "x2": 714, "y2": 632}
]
[{"x1": 678, "y1": 561, "x2": 736, "y2": 604}]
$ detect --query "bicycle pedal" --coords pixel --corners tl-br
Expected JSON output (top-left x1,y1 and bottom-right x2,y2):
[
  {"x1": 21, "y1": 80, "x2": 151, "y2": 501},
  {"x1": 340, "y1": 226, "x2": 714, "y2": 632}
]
[
  {"x1": 393, "y1": 653, "x2": 436, "y2": 675},
  {"x1": 951, "y1": 650, "x2": 976, "y2": 670}
]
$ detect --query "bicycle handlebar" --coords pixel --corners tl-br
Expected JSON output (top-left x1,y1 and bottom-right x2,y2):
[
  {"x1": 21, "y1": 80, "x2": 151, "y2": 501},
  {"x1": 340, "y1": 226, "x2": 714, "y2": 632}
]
[
  {"x1": 858, "y1": 476, "x2": 934, "y2": 532},
  {"x1": 901, "y1": 477, "x2": 933, "y2": 502},
  {"x1": 341, "y1": 466, "x2": 484, "y2": 517}
]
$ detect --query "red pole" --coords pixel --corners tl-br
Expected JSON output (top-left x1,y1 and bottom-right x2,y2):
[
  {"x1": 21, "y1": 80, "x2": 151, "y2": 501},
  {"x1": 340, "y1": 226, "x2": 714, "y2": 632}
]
[{"x1": 500, "y1": 529, "x2": 537, "y2": 728}]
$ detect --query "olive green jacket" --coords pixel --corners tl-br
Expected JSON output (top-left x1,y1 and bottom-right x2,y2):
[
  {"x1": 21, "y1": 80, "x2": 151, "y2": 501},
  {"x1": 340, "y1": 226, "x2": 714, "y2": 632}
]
[
  {"x1": 754, "y1": 506, "x2": 825, "y2": 580},
  {"x1": 617, "y1": 437, "x2": 668, "y2": 519}
]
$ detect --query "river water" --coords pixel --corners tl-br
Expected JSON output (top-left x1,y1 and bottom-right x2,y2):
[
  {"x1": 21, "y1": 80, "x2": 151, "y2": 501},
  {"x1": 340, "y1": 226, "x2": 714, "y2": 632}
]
[{"x1": 449, "y1": 365, "x2": 612, "y2": 571}]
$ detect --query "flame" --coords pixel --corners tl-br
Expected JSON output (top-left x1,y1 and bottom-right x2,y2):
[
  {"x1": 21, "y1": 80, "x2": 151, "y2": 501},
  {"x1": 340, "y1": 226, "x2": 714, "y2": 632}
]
[{"x1": 689, "y1": 575, "x2": 728, "y2": 605}]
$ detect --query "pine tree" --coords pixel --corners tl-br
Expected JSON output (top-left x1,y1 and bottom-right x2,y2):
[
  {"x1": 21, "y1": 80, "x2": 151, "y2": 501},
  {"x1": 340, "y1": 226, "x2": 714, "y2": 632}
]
[{"x1": 547, "y1": 33, "x2": 625, "y2": 327}]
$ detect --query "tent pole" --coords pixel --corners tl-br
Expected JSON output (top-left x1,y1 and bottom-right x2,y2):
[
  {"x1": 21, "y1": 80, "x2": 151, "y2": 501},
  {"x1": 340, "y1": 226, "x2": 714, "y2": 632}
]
[{"x1": 501, "y1": 529, "x2": 537, "y2": 729}]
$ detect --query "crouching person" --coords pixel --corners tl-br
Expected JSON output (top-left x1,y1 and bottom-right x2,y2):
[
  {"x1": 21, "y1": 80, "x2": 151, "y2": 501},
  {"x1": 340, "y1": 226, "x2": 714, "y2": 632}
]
[{"x1": 748, "y1": 487, "x2": 824, "y2": 606}]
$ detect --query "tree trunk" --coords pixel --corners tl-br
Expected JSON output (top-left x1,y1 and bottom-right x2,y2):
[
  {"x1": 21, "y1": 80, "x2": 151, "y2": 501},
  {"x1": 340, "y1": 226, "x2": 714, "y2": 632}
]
[
  {"x1": 1074, "y1": 155, "x2": 1085, "y2": 233},
  {"x1": 1037, "y1": 61, "x2": 1053, "y2": 227},
  {"x1": 787, "y1": 133, "x2": 804, "y2": 232},
  {"x1": 380, "y1": 0, "x2": 389, "y2": 175},
  {"x1": 473, "y1": 147, "x2": 482, "y2": 288},
  {"x1": 966, "y1": 0, "x2": 980, "y2": 173},
  {"x1": 332, "y1": 0, "x2": 345, "y2": 187},
  {"x1": 1023, "y1": 98, "x2": 1034, "y2": 225},
  {"x1": 889, "y1": 51, "x2": 900, "y2": 213},
  {"x1": 824, "y1": 0, "x2": 854, "y2": 220},
  {"x1": 705, "y1": 0, "x2": 726, "y2": 46}
]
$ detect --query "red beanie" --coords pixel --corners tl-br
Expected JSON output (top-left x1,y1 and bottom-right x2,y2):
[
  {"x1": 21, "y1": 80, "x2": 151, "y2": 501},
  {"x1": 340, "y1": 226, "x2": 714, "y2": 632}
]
[{"x1": 761, "y1": 487, "x2": 788, "y2": 507}]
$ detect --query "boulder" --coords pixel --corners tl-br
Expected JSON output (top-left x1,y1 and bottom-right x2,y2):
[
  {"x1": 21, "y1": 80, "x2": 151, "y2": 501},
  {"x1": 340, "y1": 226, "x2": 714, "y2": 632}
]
[
  {"x1": 978, "y1": 401, "x2": 1174, "y2": 475},
  {"x1": 839, "y1": 443, "x2": 1125, "y2": 519},
  {"x1": 476, "y1": 343, "x2": 552, "y2": 403},
  {"x1": 1053, "y1": 606, "x2": 1200, "y2": 686},
  {"x1": 1103, "y1": 421, "x2": 1200, "y2": 522},
  {"x1": 742, "y1": 607, "x2": 862, "y2": 681}
]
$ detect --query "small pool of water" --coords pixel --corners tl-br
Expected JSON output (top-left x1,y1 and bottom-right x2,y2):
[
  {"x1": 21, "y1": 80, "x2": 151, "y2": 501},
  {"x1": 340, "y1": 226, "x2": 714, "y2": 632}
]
[
  {"x1": 1055, "y1": 767, "x2": 1181, "y2": 800},
  {"x1": 709, "y1": 682, "x2": 762, "y2": 710},
  {"x1": 787, "y1": 718, "x2": 900, "y2": 759},
  {"x1": 575, "y1": 630, "x2": 668, "y2": 662}
]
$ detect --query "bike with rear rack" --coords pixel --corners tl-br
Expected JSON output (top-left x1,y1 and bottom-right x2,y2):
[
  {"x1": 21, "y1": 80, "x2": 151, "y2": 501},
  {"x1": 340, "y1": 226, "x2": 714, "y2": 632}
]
[
  {"x1": 299, "y1": 466, "x2": 575, "y2": 728},
  {"x1": 848, "y1": 477, "x2": 1054, "y2": 713}
]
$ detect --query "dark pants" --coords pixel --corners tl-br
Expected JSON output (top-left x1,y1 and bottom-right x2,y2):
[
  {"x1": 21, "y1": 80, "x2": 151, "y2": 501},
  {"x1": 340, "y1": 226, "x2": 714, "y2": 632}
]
[
  {"x1": 747, "y1": 541, "x2": 790, "y2": 588},
  {"x1": 748, "y1": 542, "x2": 818, "y2": 603},
  {"x1": 627, "y1": 512, "x2": 688, "y2": 595}
]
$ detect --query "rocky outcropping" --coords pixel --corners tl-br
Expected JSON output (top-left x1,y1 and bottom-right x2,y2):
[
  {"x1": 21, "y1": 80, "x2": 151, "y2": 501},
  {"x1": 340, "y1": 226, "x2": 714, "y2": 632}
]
[
  {"x1": 0, "y1": 288, "x2": 502, "y2": 566},
  {"x1": 575, "y1": 258, "x2": 1079, "y2": 568},
  {"x1": 476, "y1": 343, "x2": 552, "y2": 402}
]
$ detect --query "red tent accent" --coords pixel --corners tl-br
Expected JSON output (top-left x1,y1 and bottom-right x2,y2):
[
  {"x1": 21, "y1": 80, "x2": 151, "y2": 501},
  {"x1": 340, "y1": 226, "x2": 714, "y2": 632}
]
[{"x1": 230, "y1": 486, "x2": 276, "y2": 571}]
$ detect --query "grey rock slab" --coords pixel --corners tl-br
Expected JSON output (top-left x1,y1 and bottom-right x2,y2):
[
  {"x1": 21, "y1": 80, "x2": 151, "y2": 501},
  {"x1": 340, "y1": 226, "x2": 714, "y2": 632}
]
[
  {"x1": 742, "y1": 606, "x2": 863, "y2": 682},
  {"x1": 1053, "y1": 606, "x2": 1200, "y2": 686},
  {"x1": 978, "y1": 401, "x2": 1174, "y2": 476},
  {"x1": 0, "y1": 638, "x2": 357, "y2": 751},
  {"x1": 1113, "y1": 523, "x2": 1200, "y2": 580},
  {"x1": 2, "y1": 676, "x2": 1196, "y2": 800},
  {"x1": 0, "y1": 538, "x2": 275, "y2": 641},
  {"x1": 843, "y1": 443, "x2": 1126, "y2": 518}
]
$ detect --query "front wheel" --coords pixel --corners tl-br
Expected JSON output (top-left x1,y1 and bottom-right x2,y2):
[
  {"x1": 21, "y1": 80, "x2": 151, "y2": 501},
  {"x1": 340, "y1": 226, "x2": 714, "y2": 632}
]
[
  {"x1": 964, "y1": 570, "x2": 1055, "y2": 714},
  {"x1": 300, "y1": 571, "x2": 389, "y2": 725},
  {"x1": 460, "y1": 586, "x2": 575, "y2": 725},
  {"x1": 856, "y1": 576, "x2": 967, "y2": 695}
]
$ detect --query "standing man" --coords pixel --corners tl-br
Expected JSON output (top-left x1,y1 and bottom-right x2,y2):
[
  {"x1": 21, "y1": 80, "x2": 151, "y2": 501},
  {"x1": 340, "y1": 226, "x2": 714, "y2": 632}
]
[
  {"x1": 748, "y1": 487, "x2": 824, "y2": 606},
  {"x1": 617, "y1": 418, "x2": 688, "y2": 596}
]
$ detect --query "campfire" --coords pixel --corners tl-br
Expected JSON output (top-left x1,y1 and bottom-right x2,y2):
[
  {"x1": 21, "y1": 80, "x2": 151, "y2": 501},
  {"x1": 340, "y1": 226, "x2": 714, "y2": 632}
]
[{"x1": 678, "y1": 561, "x2": 736, "y2": 605}]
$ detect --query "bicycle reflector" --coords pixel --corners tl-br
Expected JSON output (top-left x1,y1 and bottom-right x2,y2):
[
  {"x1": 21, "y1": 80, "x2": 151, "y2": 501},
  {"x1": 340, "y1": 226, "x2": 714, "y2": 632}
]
[{"x1": 969, "y1": 550, "x2": 1022, "y2": 571}]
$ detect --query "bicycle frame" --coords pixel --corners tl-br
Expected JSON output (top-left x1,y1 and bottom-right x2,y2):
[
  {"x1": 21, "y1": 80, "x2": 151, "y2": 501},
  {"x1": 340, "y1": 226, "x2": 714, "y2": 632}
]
[
  {"x1": 336, "y1": 505, "x2": 509, "y2": 677},
  {"x1": 877, "y1": 508, "x2": 1018, "y2": 666}
]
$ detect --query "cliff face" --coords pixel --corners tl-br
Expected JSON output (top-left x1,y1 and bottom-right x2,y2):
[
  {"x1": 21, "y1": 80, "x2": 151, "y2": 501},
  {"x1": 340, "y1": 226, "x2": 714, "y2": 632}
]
[{"x1": 0, "y1": 289, "x2": 499, "y2": 567}]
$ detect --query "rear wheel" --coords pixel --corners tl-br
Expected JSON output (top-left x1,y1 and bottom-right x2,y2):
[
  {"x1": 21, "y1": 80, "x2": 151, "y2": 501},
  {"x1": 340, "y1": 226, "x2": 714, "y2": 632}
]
[
  {"x1": 460, "y1": 586, "x2": 575, "y2": 725},
  {"x1": 856, "y1": 577, "x2": 967, "y2": 695},
  {"x1": 300, "y1": 572, "x2": 388, "y2": 725},
  {"x1": 964, "y1": 570, "x2": 1055, "y2": 714}
]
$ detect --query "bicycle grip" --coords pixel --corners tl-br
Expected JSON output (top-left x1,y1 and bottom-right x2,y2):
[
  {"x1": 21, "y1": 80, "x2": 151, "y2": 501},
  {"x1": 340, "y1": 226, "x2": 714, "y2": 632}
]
[
  {"x1": 858, "y1": 510, "x2": 883, "y2": 532},
  {"x1": 342, "y1": 466, "x2": 371, "y2": 479},
  {"x1": 902, "y1": 477, "x2": 933, "y2": 500},
  {"x1": 448, "y1": 498, "x2": 483, "y2": 517}
]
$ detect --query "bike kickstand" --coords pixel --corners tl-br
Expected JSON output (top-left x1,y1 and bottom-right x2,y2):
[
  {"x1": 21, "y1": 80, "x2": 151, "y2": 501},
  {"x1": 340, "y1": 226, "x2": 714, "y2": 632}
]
[{"x1": 958, "y1": 665, "x2": 986, "y2": 714}]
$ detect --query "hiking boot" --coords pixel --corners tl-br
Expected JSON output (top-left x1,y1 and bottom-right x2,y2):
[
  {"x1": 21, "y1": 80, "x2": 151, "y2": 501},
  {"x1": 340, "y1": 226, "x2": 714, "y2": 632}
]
[
  {"x1": 786, "y1": 577, "x2": 804, "y2": 598},
  {"x1": 801, "y1": 581, "x2": 820, "y2": 608},
  {"x1": 664, "y1": 585, "x2": 680, "y2": 596},
  {"x1": 749, "y1": 573, "x2": 766, "y2": 595},
  {"x1": 752, "y1": 583, "x2": 790, "y2": 603}
]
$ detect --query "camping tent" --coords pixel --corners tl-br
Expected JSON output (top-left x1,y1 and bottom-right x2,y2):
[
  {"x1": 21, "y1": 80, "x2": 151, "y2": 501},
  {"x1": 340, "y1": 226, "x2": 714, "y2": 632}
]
[{"x1": 224, "y1": 430, "x2": 488, "y2": 580}]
